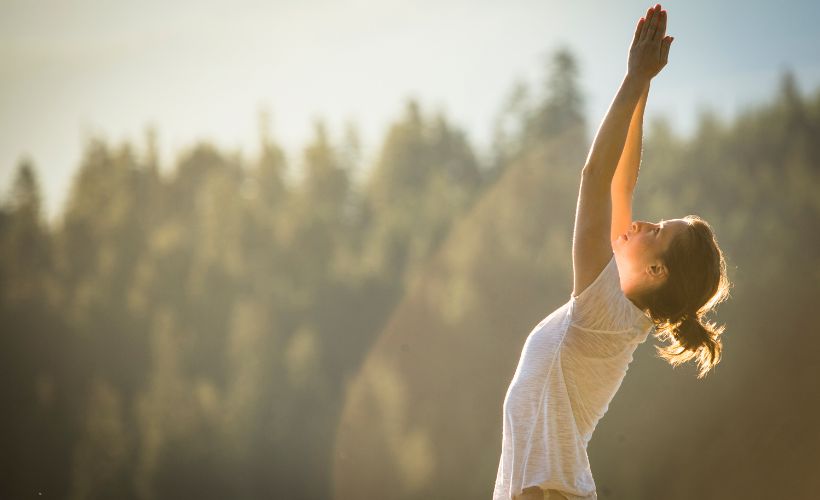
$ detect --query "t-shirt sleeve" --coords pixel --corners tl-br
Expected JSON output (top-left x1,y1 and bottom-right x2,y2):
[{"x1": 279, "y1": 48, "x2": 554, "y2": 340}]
[{"x1": 569, "y1": 254, "x2": 644, "y2": 333}]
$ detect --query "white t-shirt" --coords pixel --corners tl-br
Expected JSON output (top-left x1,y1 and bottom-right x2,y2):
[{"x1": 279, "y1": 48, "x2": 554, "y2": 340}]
[{"x1": 493, "y1": 253, "x2": 655, "y2": 500}]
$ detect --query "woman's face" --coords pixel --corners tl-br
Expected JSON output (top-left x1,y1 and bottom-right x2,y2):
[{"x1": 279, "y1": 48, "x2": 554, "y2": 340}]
[{"x1": 614, "y1": 218, "x2": 690, "y2": 290}]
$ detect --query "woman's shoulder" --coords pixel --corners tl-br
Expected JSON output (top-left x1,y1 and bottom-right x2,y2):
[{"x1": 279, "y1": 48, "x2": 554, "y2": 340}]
[
  {"x1": 570, "y1": 253, "x2": 618, "y2": 302},
  {"x1": 569, "y1": 253, "x2": 652, "y2": 333}
]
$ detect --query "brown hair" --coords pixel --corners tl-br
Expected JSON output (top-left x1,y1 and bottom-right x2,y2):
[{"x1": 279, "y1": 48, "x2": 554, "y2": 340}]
[{"x1": 642, "y1": 215, "x2": 732, "y2": 379}]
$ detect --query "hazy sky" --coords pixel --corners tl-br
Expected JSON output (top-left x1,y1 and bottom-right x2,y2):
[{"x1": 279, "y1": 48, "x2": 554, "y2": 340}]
[{"x1": 2, "y1": 0, "x2": 819, "y2": 223}]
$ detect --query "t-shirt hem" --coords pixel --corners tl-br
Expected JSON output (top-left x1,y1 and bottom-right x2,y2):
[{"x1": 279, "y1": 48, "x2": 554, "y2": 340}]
[{"x1": 515, "y1": 480, "x2": 596, "y2": 500}]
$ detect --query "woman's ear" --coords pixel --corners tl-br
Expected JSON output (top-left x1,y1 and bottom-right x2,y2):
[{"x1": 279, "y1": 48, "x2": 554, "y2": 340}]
[{"x1": 646, "y1": 262, "x2": 668, "y2": 280}]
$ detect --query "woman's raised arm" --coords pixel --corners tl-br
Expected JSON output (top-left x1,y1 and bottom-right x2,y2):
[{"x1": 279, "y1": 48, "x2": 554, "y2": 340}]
[
  {"x1": 611, "y1": 80, "x2": 650, "y2": 244},
  {"x1": 572, "y1": 4, "x2": 673, "y2": 297}
]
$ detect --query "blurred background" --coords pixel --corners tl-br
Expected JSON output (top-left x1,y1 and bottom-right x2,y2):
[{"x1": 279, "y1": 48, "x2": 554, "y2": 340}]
[{"x1": 2, "y1": 0, "x2": 819, "y2": 498}]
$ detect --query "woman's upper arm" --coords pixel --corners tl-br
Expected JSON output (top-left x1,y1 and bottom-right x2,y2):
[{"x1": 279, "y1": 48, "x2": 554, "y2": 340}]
[{"x1": 572, "y1": 166, "x2": 614, "y2": 297}]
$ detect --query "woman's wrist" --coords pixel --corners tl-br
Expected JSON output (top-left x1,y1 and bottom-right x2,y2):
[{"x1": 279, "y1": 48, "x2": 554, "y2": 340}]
[
  {"x1": 624, "y1": 71, "x2": 652, "y2": 88},
  {"x1": 615, "y1": 72, "x2": 650, "y2": 112}
]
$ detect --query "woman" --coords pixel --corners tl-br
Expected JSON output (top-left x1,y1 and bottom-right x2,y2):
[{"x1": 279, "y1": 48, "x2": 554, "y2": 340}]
[{"x1": 493, "y1": 4, "x2": 731, "y2": 500}]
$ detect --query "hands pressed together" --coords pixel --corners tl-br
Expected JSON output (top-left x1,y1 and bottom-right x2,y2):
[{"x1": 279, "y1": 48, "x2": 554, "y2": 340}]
[{"x1": 628, "y1": 4, "x2": 673, "y2": 81}]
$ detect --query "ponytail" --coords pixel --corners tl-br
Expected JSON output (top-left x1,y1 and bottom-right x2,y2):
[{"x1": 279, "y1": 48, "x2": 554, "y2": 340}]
[{"x1": 654, "y1": 312, "x2": 724, "y2": 379}]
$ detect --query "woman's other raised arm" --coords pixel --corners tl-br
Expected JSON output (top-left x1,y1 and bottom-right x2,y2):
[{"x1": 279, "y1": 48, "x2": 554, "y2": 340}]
[
  {"x1": 572, "y1": 4, "x2": 672, "y2": 297},
  {"x1": 610, "y1": 80, "x2": 650, "y2": 245}
]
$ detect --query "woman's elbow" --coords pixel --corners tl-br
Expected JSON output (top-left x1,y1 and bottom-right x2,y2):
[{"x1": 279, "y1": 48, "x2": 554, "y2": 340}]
[
  {"x1": 582, "y1": 161, "x2": 607, "y2": 177},
  {"x1": 581, "y1": 163, "x2": 614, "y2": 187}
]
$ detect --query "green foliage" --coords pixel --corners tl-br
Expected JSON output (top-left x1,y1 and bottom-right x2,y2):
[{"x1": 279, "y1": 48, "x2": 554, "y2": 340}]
[{"x1": 363, "y1": 98, "x2": 483, "y2": 287}]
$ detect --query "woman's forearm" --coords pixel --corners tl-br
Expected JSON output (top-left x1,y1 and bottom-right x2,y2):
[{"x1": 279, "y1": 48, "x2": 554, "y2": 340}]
[{"x1": 583, "y1": 73, "x2": 650, "y2": 179}]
